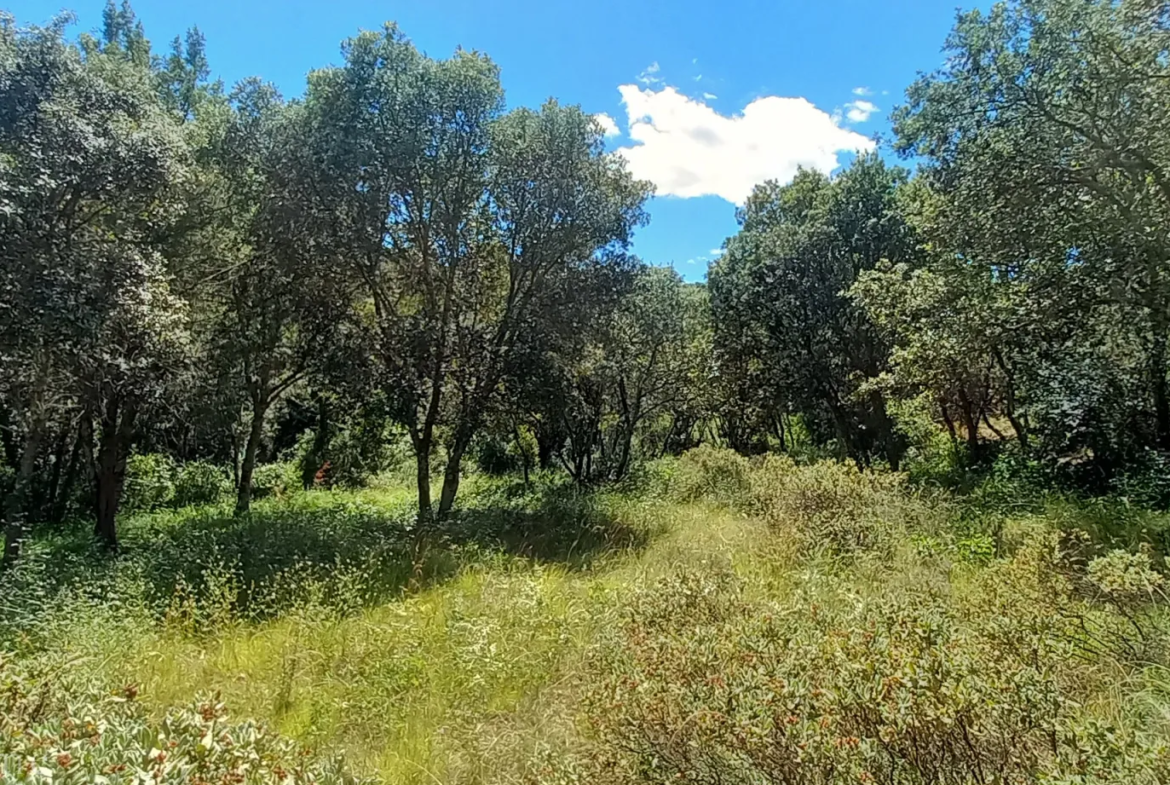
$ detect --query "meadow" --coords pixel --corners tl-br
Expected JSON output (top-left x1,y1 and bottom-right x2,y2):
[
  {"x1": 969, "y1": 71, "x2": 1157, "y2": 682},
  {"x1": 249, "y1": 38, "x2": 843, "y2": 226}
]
[{"x1": 3, "y1": 448, "x2": 1169, "y2": 784}]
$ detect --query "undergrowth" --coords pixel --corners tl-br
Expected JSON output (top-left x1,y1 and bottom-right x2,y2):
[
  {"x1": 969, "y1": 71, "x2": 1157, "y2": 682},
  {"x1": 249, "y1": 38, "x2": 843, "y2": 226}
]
[{"x1": 2, "y1": 450, "x2": 1169, "y2": 784}]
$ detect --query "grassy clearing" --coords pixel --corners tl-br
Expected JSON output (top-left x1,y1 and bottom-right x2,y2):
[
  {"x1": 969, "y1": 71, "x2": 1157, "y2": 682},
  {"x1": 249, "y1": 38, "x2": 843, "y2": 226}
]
[{"x1": 3, "y1": 453, "x2": 1170, "y2": 783}]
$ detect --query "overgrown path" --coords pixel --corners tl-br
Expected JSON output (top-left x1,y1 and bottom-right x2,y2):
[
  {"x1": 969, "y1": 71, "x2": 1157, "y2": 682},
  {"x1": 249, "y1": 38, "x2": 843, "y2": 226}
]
[{"x1": 118, "y1": 498, "x2": 763, "y2": 784}]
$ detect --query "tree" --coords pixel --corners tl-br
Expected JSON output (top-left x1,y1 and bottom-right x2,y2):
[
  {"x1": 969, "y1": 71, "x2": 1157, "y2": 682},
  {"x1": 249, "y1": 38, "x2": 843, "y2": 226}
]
[
  {"x1": 298, "y1": 26, "x2": 649, "y2": 520},
  {"x1": 0, "y1": 12, "x2": 188, "y2": 555},
  {"x1": 710, "y1": 154, "x2": 918, "y2": 467},
  {"x1": 183, "y1": 81, "x2": 350, "y2": 514},
  {"x1": 895, "y1": 0, "x2": 1170, "y2": 464}
]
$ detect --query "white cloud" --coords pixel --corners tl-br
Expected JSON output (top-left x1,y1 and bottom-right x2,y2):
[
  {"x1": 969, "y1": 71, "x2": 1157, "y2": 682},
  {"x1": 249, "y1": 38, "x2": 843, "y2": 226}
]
[
  {"x1": 845, "y1": 99, "x2": 879, "y2": 123},
  {"x1": 852, "y1": 86, "x2": 872, "y2": 96},
  {"x1": 709, "y1": 248, "x2": 724, "y2": 256},
  {"x1": 637, "y1": 61, "x2": 662, "y2": 85},
  {"x1": 593, "y1": 112, "x2": 620, "y2": 137},
  {"x1": 702, "y1": 92, "x2": 718, "y2": 100},
  {"x1": 613, "y1": 85, "x2": 876, "y2": 204}
]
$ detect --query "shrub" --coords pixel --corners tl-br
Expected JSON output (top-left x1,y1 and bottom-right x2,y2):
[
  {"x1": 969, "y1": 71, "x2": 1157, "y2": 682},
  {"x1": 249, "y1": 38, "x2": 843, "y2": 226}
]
[
  {"x1": 581, "y1": 564, "x2": 1170, "y2": 785},
  {"x1": 121, "y1": 453, "x2": 176, "y2": 512},
  {"x1": 1111, "y1": 449, "x2": 1170, "y2": 509},
  {"x1": 669, "y1": 445, "x2": 752, "y2": 507},
  {"x1": 475, "y1": 434, "x2": 518, "y2": 476},
  {"x1": 0, "y1": 651, "x2": 369, "y2": 784},
  {"x1": 251, "y1": 461, "x2": 299, "y2": 500},
  {"x1": 172, "y1": 460, "x2": 232, "y2": 508},
  {"x1": 747, "y1": 456, "x2": 921, "y2": 555}
]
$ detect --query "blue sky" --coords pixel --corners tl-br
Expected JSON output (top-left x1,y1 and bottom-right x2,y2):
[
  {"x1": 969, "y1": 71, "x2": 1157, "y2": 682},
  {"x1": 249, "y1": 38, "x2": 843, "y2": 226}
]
[{"x1": 18, "y1": 0, "x2": 985, "y2": 281}]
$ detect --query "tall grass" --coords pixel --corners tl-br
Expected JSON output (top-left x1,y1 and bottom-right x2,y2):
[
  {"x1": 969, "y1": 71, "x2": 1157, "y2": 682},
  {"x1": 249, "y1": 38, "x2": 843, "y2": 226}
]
[{"x1": 2, "y1": 452, "x2": 1169, "y2": 783}]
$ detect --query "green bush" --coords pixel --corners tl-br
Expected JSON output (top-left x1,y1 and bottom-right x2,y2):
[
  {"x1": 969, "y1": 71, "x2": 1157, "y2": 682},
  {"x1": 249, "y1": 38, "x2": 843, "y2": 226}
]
[
  {"x1": 1112, "y1": 449, "x2": 1170, "y2": 509},
  {"x1": 251, "y1": 461, "x2": 299, "y2": 500},
  {"x1": 747, "y1": 456, "x2": 926, "y2": 555},
  {"x1": 581, "y1": 560, "x2": 1170, "y2": 785},
  {"x1": 172, "y1": 460, "x2": 232, "y2": 508},
  {"x1": 0, "y1": 651, "x2": 369, "y2": 784},
  {"x1": 474, "y1": 434, "x2": 518, "y2": 476},
  {"x1": 121, "y1": 453, "x2": 176, "y2": 512},
  {"x1": 669, "y1": 445, "x2": 751, "y2": 507}
]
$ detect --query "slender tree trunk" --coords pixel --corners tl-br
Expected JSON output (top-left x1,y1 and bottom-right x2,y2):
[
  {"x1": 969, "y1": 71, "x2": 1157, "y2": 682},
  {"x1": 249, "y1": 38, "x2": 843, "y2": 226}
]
[
  {"x1": 514, "y1": 425, "x2": 531, "y2": 486},
  {"x1": 302, "y1": 395, "x2": 330, "y2": 489},
  {"x1": 94, "y1": 397, "x2": 136, "y2": 551},
  {"x1": 41, "y1": 427, "x2": 67, "y2": 520},
  {"x1": 956, "y1": 391, "x2": 981, "y2": 460},
  {"x1": 437, "y1": 435, "x2": 470, "y2": 519},
  {"x1": 2, "y1": 426, "x2": 42, "y2": 568},
  {"x1": 535, "y1": 424, "x2": 558, "y2": 470},
  {"x1": 51, "y1": 418, "x2": 85, "y2": 524},
  {"x1": 235, "y1": 397, "x2": 269, "y2": 515},
  {"x1": 415, "y1": 438, "x2": 433, "y2": 523},
  {"x1": 1151, "y1": 328, "x2": 1170, "y2": 451},
  {"x1": 982, "y1": 411, "x2": 1007, "y2": 441},
  {"x1": 0, "y1": 406, "x2": 20, "y2": 469},
  {"x1": 940, "y1": 402, "x2": 957, "y2": 444},
  {"x1": 872, "y1": 392, "x2": 904, "y2": 471},
  {"x1": 991, "y1": 348, "x2": 1029, "y2": 452}
]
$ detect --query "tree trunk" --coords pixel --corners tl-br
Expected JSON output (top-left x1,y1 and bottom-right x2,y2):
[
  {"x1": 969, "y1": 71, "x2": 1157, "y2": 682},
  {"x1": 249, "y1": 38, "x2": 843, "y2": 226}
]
[
  {"x1": 982, "y1": 411, "x2": 1006, "y2": 441},
  {"x1": 437, "y1": 436, "x2": 469, "y2": 519},
  {"x1": 41, "y1": 427, "x2": 67, "y2": 520},
  {"x1": 514, "y1": 425, "x2": 531, "y2": 486},
  {"x1": 302, "y1": 395, "x2": 330, "y2": 489},
  {"x1": 940, "y1": 402, "x2": 957, "y2": 444},
  {"x1": 235, "y1": 398, "x2": 269, "y2": 515},
  {"x1": 51, "y1": 418, "x2": 86, "y2": 524},
  {"x1": 956, "y1": 391, "x2": 981, "y2": 460},
  {"x1": 94, "y1": 397, "x2": 136, "y2": 551},
  {"x1": 0, "y1": 406, "x2": 20, "y2": 469},
  {"x1": 1151, "y1": 329, "x2": 1170, "y2": 451},
  {"x1": 991, "y1": 348, "x2": 1029, "y2": 452},
  {"x1": 873, "y1": 392, "x2": 904, "y2": 472},
  {"x1": 415, "y1": 439, "x2": 433, "y2": 523},
  {"x1": 535, "y1": 422, "x2": 560, "y2": 470},
  {"x1": 2, "y1": 426, "x2": 42, "y2": 568}
]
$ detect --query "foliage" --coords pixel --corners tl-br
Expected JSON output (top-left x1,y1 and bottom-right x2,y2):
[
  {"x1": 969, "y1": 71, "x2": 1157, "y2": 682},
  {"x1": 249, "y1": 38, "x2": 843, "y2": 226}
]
[
  {"x1": 745, "y1": 455, "x2": 913, "y2": 554},
  {"x1": 0, "y1": 651, "x2": 368, "y2": 784},
  {"x1": 173, "y1": 461, "x2": 233, "y2": 509},
  {"x1": 580, "y1": 540, "x2": 1170, "y2": 785},
  {"x1": 668, "y1": 444, "x2": 752, "y2": 507},
  {"x1": 122, "y1": 453, "x2": 177, "y2": 513},
  {"x1": 710, "y1": 154, "x2": 917, "y2": 468},
  {"x1": 249, "y1": 461, "x2": 299, "y2": 501}
]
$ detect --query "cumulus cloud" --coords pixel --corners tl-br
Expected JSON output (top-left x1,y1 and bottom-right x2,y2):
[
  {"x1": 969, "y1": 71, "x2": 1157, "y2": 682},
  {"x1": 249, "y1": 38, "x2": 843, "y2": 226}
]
[
  {"x1": 613, "y1": 85, "x2": 876, "y2": 204},
  {"x1": 844, "y1": 99, "x2": 878, "y2": 123},
  {"x1": 852, "y1": 86, "x2": 872, "y2": 96},
  {"x1": 593, "y1": 112, "x2": 620, "y2": 137},
  {"x1": 702, "y1": 92, "x2": 718, "y2": 100},
  {"x1": 709, "y1": 248, "x2": 724, "y2": 256}
]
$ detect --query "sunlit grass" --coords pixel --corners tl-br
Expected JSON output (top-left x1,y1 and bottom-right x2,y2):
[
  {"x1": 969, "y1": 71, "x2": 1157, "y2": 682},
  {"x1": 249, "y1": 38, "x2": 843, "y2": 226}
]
[
  {"x1": 82, "y1": 485, "x2": 757, "y2": 784},
  {"x1": 5, "y1": 460, "x2": 1169, "y2": 784}
]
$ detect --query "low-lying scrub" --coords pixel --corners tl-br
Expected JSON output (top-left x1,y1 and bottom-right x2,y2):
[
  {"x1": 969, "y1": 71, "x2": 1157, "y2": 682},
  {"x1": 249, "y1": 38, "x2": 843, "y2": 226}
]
[
  {"x1": 4, "y1": 455, "x2": 1170, "y2": 784},
  {"x1": 0, "y1": 651, "x2": 367, "y2": 784},
  {"x1": 580, "y1": 549, "x2": 1170, "y2": 784},
  {"x1": 670, "y1": 446, "x2": 947, "y2": 556}
]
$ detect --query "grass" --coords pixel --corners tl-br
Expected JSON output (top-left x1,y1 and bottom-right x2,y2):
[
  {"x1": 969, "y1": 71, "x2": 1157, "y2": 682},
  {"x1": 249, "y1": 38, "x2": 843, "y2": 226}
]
[
  {"x1": 3, "y1": 453, "x2": 1169, "y2": 784},
  {"x1": 116, "y1": 497, "x2": 765, "y2": 783}
]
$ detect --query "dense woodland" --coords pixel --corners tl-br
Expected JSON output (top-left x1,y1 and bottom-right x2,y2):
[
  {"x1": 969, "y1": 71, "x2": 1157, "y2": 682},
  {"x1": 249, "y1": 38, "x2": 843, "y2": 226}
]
[
  {"x1": 3, "y1": 1, "x2": 1170, "y2": 783},
  {"x1": 7, "y1": 0, "x2": 1170, "y2": 558}
]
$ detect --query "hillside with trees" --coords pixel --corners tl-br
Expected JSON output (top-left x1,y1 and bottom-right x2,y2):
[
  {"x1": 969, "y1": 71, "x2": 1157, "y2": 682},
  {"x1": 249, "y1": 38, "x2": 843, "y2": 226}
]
[{"x1": 2, "y1": 1, "x2": 1170, "y2": 783}]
